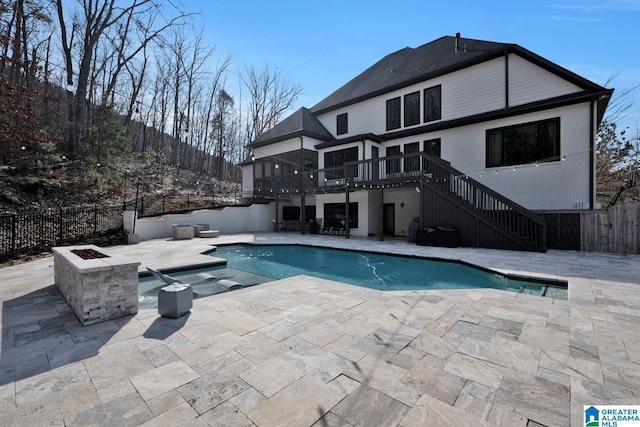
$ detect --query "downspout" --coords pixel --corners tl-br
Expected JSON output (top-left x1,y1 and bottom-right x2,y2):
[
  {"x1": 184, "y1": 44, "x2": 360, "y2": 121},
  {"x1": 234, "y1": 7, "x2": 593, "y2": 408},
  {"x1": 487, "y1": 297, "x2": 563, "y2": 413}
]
[{"x1": 589, "y1": 99, "x2": 595, "y2": 209}]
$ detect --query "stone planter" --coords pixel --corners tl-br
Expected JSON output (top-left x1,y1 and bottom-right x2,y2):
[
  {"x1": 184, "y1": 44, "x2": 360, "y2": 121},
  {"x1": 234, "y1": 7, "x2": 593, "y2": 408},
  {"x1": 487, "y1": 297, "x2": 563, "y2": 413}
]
[{"x1": 53, "y1": 245, "x2": 141, "y2": 326}]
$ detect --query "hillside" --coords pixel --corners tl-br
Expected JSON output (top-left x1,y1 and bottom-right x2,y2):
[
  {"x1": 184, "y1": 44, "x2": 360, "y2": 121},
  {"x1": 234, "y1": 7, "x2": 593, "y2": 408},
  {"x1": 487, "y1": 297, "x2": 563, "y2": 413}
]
[{"x1": 0, "y1": 159, "x2": 242, "y2": 214}]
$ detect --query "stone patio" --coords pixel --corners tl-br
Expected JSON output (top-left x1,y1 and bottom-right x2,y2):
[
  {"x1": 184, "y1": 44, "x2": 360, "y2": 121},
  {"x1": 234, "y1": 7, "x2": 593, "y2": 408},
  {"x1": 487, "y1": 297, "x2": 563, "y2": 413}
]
[{"x1": 1, "y1": 232, "x2": 639, "y2": 426}]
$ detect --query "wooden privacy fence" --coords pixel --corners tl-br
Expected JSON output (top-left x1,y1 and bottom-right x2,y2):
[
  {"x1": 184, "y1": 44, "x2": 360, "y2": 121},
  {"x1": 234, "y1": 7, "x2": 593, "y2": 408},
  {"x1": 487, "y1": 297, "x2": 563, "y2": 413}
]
[
  {"x1": 0, "y1": 205, "x2": 123, "y2": 262},
  {"x1": 581, "y1": 203, "x2": 640, "y2": 254},
  {"x1": 541, "y1": 203, "x2": 640, "y2": 254}
]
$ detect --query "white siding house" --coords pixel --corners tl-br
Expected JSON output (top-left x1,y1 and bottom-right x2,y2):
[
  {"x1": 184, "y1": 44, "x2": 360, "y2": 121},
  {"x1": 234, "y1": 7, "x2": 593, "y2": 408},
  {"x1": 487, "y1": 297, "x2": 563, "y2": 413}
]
[{"x1": 241, "y1": 34, "x2": 612, "y2": 251}]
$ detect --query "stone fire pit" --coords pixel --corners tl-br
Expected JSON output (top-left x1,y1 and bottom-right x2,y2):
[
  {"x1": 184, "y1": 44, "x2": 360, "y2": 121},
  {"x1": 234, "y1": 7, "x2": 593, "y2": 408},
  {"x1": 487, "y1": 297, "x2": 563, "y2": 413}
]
[{"x1": 53, "y1": 245, "x2": 141, "y2": 326}]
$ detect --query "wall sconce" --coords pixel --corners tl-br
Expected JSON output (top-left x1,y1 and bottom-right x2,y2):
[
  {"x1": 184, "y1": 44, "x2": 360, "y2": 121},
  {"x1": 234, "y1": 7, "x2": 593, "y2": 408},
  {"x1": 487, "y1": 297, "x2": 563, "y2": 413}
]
[{"x1": 400, "y1": 202, "x2": 405, "y2": 208}]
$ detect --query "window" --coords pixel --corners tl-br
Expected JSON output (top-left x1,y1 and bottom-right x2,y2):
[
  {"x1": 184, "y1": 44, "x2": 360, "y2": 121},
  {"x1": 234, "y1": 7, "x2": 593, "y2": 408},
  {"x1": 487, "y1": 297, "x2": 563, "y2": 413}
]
[
  {"x1": 386, "y1": 145, "x2": 401, "y2": 175},
  {"x1": 424, "y1": 138, "x2": 441, "y2": 158},
  {"x1": 404, "y1": 91, "x2": 420, "y2": 126},
  {"x1": 324, "y1": 147, "x2": 358, "y2": 179},
  {"x1": 253, "y1": 149, "x2": 317, "y2": 192},
  {"x1": 324, "y1": 202, "x2": 358, "y2": 229},
  {"x1": 486, "y1": 118, "x2": 560, "y2": 168},
  {"x1": 336, "y1": 113, "x2": 348, "y2": 135},
  {"x1": 404, "y1": 142, "x2": 420, "y2": 172},
  {"x1": 386, "y1": 97, "x2": 401, "y2": 130},
  {"x1": 424, "y1": 85, "x2": 441, "y2": 122}
]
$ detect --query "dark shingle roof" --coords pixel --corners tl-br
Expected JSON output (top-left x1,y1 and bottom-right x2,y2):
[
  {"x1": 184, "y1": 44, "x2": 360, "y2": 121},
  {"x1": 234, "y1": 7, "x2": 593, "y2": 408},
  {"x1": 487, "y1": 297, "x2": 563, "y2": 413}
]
[
  {"x1": 248, "y1": 34, "x2": 610, "y2": 147},
  {"x1": 249, "y1": 107, "x2": 333, "y2": 147},
  {"x1": 310, "y1": 35, "x2": 607, "y2": 114}
]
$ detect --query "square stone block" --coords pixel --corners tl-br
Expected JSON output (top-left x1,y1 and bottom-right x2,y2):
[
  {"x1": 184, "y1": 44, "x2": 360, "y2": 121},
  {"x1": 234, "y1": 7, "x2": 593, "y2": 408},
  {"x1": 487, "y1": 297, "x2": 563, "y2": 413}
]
[
  {"x1": 172, "y1": 224, "x2": 194, "y2": 240},
  {"x1": 158, "y1": 284, "x2": 193, "y2": 318}
]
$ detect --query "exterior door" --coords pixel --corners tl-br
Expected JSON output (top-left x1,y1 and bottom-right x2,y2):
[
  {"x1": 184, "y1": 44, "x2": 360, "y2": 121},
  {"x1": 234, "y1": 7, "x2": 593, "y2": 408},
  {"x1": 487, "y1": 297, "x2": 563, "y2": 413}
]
[{"x1": 383, "y1": 203, "x2": 395, "y2": 235}]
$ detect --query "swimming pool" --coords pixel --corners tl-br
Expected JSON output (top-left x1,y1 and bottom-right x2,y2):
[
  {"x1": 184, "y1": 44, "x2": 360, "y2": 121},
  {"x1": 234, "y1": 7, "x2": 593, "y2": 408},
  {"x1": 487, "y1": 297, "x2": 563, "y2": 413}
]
[
  {"x1": 206, "y1": 244, "x2": 567, "y2": 298},
  {"x1": 138, "y1": 244, "x2": 567, "y2": 308}
]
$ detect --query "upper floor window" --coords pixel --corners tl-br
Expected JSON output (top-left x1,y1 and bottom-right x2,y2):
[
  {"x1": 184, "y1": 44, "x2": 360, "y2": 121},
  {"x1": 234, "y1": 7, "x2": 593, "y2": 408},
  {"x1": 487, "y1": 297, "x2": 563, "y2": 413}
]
[
  {"x1": 325, "y1": 146, "x2": 358, "y2": 178},
  {"x1": 336, "y1": 113, "x2": 348, "y2": 135},
  {"x1": 386, "y1": 97, "x2": 401, "y2": 130},
  {"x1": 486, "y1": 118, "x2": 560, "y2": 168},
  {"x1": 386, "y1": 145, "x2": 401, "y2": 174},
  {"x1": 424, "y1": 85, "x2": 441, "y2": 122},
  {"x1": 404, "y1": 142, "x2": 420, "y2": 172},
  {"x1": 424, "y1": 138, "x2": 441, "y2": 158},
  {"x1": 404, "y1": 91, "x2": 420, "y2": 127}
]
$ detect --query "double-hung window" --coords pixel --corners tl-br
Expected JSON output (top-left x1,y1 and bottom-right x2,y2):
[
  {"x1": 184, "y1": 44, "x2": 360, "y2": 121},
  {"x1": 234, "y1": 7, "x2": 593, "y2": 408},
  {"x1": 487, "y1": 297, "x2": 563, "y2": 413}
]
[
  {"x1": 386, "y1": 97, "x2": 401, "y2": 130},
  {"x1": 324, "y1": 147, "x2": 358, "y2": 179},
  {"x1": 486, "y1": 118, "x2": 560, "y2": 168},
  {"x1": 404, "y1": 92, "x2": 420, "y2": 126},
  {"x1": 424, "y1": 85, "x2": 441, "y2": 122},
  {"x1": 336, "y1": 113, "x2": 348, "y2": 135}
]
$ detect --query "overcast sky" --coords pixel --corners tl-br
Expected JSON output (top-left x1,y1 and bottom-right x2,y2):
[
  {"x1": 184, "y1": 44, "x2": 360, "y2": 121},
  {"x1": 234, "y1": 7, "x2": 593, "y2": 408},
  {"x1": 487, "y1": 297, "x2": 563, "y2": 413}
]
[{"x1": 177, "y1": 0, "x2": 640, "y2": 130}]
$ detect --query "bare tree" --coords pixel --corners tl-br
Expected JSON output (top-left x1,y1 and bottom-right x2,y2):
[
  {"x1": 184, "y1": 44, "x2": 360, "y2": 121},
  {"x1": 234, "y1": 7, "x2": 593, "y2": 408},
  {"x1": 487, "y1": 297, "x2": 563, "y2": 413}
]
[
  {"x1": 210, "y1": 89, "x2": 234, "y2": 178},
  {"x1": 242, "y1": 63, "x2": 301, "y2": 143},
  {"x1": 596, "y1": 74, "x2": 640, "y2": 205},
  {"x1": 54, "y1": 0, "x2": 187, "y2": 156}
]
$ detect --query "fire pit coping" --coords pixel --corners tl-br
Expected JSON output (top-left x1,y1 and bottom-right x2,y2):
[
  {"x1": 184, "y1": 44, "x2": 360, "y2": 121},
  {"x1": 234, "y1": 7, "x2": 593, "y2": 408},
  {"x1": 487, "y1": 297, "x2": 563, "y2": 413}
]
[{"x1": 53, "y1": 245, "x2": 140, "y2": 274}]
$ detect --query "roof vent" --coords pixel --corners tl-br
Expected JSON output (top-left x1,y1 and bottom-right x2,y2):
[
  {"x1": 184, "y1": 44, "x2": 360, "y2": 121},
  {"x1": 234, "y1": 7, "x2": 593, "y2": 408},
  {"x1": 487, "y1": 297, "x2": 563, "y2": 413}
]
[{"x1": 455, "y1": 32, "x2": 461, "y2": 52}]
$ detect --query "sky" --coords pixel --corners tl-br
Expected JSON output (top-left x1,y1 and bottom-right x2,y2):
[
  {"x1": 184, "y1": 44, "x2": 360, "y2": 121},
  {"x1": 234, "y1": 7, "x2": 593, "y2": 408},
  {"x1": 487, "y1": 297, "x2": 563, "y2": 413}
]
[{"x1": 174, "y1": 0, "x2": 640, "y2": 131}]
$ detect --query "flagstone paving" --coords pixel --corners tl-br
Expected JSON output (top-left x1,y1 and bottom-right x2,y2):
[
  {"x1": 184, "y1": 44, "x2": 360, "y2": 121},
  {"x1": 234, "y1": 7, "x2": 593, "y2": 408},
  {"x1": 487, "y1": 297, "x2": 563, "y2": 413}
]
[{"x1": 1, "y1": 232, "x2": 639, "y2": 426}]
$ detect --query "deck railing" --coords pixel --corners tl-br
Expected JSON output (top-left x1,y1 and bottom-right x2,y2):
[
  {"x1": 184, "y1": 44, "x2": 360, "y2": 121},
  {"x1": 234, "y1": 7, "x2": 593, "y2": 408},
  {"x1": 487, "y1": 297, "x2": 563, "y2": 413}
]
[{"x1": 250, "y1": 152, "x2": 546, "y2": 251}]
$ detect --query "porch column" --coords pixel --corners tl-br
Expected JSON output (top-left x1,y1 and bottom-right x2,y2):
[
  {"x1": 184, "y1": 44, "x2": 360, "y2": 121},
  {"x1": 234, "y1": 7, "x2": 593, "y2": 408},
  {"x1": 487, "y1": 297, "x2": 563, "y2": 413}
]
[
  {"x1": 345, "y1": 185, "x2": 350, "y2": 239},
  {"x1": 418, "y1": 183, "x2": 425, "y2": 229},
  {"x1": 379, "y1": 186, "x2": 384, "y2": 241},
  {"x1": 274, "y1": 194, "x2": 279, "y2": 233},
  {"x1": 300, "y1": 193, "x2": 306, "y2": 235}
]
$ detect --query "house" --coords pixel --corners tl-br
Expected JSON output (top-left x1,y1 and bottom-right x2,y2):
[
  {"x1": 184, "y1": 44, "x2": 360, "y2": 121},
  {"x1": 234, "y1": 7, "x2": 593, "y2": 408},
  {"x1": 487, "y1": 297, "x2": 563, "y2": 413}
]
[{"x1": 241, "y1": 33, "x2": 613, "y2": 252}]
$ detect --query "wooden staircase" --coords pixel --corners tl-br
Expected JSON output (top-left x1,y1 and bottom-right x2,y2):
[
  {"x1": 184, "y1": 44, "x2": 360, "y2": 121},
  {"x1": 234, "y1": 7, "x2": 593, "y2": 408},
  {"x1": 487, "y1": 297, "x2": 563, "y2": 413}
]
[{"x1": 419, "y1": 154, "x2": 547, "y2": 252}]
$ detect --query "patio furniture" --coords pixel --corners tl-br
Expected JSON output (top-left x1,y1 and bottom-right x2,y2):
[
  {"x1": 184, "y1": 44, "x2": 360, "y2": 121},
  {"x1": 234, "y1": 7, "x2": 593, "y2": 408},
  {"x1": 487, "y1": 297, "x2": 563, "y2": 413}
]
[
  {"x1": 172, "y1": 224, "x2": 194, "y2": 240},
  {"x1": 193, "y1": 223, "x2": 210, "y2": 237},
  {"x1": 199, "y1": 230, "x2": 220, "y2": 238},
  {"x1": 416, "y1": 226, "x2": 459, "y2": 248},
  {"x1": 158, "y1": 283, "x2": 193, "y2": 318}
]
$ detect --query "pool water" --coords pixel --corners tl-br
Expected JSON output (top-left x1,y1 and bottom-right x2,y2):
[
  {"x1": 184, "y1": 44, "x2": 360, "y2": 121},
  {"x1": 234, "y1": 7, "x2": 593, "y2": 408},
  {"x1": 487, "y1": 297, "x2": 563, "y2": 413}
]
[
  {"x1": 207, "y1": 244, "x2": 567, "y2": 298},
  {"x1": 138, "y1": 266, "x2": 274, "y2": 309},
  {"x1": 138, "y1": 244, "x2": 567, "y2": 308}
]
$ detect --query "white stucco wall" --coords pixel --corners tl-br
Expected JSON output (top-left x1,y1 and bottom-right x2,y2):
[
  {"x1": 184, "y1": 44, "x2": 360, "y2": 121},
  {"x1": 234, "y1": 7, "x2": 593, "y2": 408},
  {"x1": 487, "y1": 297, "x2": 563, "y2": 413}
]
[{"x1": 126, "y1": 204, "x2": 275, "y2": 241}]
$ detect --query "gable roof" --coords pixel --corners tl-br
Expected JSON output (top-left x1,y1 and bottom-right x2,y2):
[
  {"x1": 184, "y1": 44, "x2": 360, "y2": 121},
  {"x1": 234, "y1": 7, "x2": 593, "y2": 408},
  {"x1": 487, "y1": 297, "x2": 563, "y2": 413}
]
[
  {"x1": 249, "y1": 107, "x2": 333, "y2": 148},
  {"x1": 311, "y1": 34, "x2": 609, "y2": 115},
  {"x1": 248, "y1": 34, "x2": 611, "y2": 148}
]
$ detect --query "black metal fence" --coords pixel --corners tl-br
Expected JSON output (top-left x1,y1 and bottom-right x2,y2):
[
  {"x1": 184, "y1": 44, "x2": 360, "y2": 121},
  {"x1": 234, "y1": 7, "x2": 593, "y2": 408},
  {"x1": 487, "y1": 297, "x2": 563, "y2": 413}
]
[
  {"x1": 0, "y1": 205, "x2": 124, "y2": 262},
  {"x1": 123, "y1": 194, "x2": 248, "y2": 218}
]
